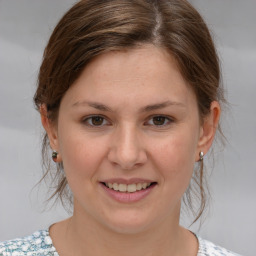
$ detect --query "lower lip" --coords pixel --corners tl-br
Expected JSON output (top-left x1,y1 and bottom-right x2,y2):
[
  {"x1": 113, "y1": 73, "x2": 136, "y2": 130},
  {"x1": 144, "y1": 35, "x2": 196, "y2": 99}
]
[{"x1": 100, "y1": 183, "x2": 156, "y2": 203}]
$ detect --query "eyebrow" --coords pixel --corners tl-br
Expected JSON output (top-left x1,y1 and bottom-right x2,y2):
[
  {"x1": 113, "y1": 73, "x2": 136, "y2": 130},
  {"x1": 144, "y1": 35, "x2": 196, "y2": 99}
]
[
  {"x1": 72, "y1": 100, "x2": 185, "y2": 112},
  {"x1": 141, "y1": 101, "x2": 185, "y2": 112},
  {"x1": 72, "y1": 101, "x2": 113, "y2": 112}
]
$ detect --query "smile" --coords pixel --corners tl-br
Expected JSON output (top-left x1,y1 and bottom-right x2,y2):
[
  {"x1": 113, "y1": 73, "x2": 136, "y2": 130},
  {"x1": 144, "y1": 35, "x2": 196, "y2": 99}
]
[
  {"x1": 100, "y1": 179, "x2": 157, "y2": 203},
  {"x1": 103, "y1": 182, "x2": 153, "y2": 193}
]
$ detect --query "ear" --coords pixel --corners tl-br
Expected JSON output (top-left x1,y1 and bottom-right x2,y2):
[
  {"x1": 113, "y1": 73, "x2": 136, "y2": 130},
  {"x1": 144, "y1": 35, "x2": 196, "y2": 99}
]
[
  {"x1": 196, "y1": 101, "x2": 221, "y2": 161},
  {"x1": 40, "y1": 104, "x2": 60, "y2": 156}
]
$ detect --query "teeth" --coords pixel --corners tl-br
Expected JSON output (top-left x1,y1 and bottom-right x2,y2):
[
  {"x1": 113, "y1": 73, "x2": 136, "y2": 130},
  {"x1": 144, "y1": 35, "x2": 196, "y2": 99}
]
[
  {"x1": 127, "y1": 184, "x2": 136, "y2": 192},
  {"x1": 142, "y1": 183, "x2": 147, "y2": 189},
  {"x1": 119, "y1": 184, "x2": 127, "y2": 192},
  {"x1": 113, "y1": 183, "x2": 119, "y2": 191},
  {"x1": 105, "y1": 182, "x2": 152, "y2": 193},
  {"x1": 136, "y1": 183, "x2": 142, "y2": 190}
]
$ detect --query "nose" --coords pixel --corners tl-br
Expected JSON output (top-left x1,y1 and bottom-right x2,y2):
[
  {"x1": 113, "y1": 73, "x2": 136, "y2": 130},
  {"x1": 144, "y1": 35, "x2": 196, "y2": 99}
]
[{"x1": 107, "y1": 124, "x2": 147, "y2": 170}]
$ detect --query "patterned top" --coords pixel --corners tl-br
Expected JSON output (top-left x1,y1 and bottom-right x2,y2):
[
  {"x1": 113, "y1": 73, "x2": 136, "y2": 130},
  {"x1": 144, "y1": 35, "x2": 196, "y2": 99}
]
[{"x1": 0, "y1": 229, "x2": 241, "y2": 256}]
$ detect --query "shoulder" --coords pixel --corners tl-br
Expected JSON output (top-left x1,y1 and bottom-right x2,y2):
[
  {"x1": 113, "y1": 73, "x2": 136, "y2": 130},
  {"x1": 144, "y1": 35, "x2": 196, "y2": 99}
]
[
  {"x1": 197, "y1": 237, "x2": 242, "y2": 256},
  {"x1": 0, "y1": 230, "x2": 57, "y2": 256}
]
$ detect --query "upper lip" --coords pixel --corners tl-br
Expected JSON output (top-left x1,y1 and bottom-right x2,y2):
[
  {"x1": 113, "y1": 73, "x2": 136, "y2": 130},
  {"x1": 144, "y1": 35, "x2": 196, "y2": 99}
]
[{"x1": 100, "y1": 178, "x2": 156, "y2": 185}]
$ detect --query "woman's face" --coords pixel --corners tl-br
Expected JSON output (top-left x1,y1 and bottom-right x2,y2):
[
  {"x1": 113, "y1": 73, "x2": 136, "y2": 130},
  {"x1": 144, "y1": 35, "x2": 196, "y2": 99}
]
[{"x1": 49, "y1": 45, "x2": 208, "y2": 233}]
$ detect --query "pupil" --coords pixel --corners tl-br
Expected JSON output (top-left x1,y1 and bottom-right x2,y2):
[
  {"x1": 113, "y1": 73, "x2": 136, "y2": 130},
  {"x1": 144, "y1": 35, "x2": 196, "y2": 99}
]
[
  {"x1": 153, "y1": 116, "x2": 165, "y2": 125},
  {"x1": 92, "y1": 116, "x2": 103, "y2": 125}
]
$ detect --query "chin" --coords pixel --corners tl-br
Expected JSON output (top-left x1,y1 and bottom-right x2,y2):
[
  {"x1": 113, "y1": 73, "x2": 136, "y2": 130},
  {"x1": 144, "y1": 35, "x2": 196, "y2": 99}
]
[{"x1": 100, "y1": 210, "x2": 159, "y2": 235}]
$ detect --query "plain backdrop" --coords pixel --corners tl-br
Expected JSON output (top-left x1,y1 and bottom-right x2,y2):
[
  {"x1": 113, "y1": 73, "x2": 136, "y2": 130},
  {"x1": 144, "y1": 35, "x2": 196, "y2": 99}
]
[{"x1": 0, "y1": 1, "x2": 255, "y2": 255}]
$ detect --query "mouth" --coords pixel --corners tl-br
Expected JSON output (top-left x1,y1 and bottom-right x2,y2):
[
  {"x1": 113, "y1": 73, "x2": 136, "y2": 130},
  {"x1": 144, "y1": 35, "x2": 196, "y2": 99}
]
[{"x1": 101, "y1": 182, "x2": 157, "y2": 193}]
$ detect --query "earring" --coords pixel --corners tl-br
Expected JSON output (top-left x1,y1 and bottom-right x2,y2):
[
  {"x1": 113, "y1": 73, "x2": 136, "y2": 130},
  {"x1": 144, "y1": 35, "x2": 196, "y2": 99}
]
[
  {"x1": 52, "y1": 150, "x2": 58, "y2": 162},
  {"x1": 199, "y1": 151, "x2": 204, "y2": 161}
]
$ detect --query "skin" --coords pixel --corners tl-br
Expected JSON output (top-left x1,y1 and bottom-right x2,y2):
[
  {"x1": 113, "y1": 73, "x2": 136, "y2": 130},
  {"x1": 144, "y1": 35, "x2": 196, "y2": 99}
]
[{"x1": 41, "y1": 45, "x2": 220, "y2": 256}]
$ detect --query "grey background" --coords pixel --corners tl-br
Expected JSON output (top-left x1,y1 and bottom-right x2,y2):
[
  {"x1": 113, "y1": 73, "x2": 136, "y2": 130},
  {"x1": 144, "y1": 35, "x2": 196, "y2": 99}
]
[{"x1": 0, "y1": 1, "x2": 255, "y2": 255}]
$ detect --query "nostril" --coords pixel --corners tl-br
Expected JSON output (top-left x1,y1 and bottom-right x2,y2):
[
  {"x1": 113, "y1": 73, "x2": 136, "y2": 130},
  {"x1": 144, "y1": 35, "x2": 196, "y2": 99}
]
[{"x1": 107, "y1": 140, "x2": 148, "y2": 170}]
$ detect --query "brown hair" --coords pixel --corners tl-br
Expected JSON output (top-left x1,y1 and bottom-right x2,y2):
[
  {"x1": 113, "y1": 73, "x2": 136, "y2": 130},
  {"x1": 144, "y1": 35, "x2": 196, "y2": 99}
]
[{"x1": 34, "y1": 0, "x2": 224, "y2": 223}]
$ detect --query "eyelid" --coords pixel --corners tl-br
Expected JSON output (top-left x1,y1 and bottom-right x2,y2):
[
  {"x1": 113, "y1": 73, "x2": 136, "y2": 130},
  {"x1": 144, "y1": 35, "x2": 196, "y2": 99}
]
[
  {"x1": 81, "y1": 114, "x2": 174, "y2": 128},
  {"x1": 82, "y1": 115, "x2": 111, "y2": 127},
  {"x1": 145, "y1": 115, "x2": 174, "y2": 126}
]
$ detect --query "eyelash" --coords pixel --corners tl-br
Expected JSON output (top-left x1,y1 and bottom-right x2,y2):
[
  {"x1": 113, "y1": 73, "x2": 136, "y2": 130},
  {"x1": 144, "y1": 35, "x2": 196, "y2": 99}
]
[
  {"x1": 82, "y1": 115, "x2": 174, "y2": 128},
  {"x1": 82, "y1": 115, "x2": 110, "y2": 127}
]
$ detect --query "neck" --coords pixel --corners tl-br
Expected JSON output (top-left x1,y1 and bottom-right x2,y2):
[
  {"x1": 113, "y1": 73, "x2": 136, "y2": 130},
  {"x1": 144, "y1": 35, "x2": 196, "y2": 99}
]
[
  {"x1": 50, "y1": 206, "x2": 197, "y2": 256},
  {"x1": 77, "y1": 219, "x2": 177, "y2": 255}
]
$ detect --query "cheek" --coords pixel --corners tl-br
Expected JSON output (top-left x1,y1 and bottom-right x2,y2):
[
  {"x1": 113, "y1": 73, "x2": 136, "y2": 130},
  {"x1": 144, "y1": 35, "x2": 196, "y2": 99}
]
[
  {"x1": 58, "y1": 128, "x2": 107, "y2": 182},
  {"x1": 151, "y1": 129, "x2": 198, "y2": 189},
  {"x1": 156, "y1": 132, "x2": 196, "y2": 166}
]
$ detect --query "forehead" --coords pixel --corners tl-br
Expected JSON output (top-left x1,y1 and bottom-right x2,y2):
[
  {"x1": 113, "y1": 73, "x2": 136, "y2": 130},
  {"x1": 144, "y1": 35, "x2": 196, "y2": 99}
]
[
  {"x1": 86, "y1": 45, "x2": 183, "y2": 86},
  {"x1": 62, "y1": 45, "x2": 196, "y2": 110}
]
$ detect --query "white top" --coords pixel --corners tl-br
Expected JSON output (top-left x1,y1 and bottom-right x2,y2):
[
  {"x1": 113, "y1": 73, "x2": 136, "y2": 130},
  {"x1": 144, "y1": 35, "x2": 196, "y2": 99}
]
[{"x1": 0, "y1": 229, "x2": 241, "y2": 256}]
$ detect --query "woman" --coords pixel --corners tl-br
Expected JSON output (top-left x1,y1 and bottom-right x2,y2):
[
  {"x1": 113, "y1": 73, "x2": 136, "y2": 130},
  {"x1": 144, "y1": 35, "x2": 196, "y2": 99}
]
[{"x1": 0, "y1": 0, "x2": 241, "y2": 255}]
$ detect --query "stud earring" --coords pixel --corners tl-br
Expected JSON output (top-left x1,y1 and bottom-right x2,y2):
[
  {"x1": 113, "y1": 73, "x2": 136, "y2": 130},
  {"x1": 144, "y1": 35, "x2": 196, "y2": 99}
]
[
  {"x1": 52, "y1": 150, "x2": 58, "y2": 162},
  {"x1": 199, "y1": 151, "x2": 204, "y2": 161}
]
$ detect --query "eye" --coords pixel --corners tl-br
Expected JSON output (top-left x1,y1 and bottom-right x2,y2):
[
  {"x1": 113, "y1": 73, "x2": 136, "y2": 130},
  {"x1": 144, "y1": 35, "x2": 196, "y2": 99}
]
[
  {"x1": 83, "y1": 115, "x2": 109, "y2": 127},
  {"x1": 146, "y1": 116, "x2": 173, "y2": 126}
]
